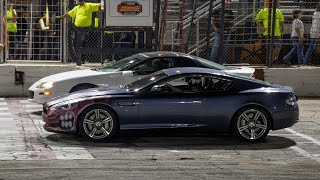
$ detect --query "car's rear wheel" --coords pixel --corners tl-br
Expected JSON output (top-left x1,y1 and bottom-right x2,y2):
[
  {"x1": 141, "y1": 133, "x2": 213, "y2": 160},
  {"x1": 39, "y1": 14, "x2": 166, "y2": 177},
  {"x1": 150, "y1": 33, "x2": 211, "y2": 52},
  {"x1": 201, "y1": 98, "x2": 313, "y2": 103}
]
[
  {"x1": 79, "y1": 106, "x2": 117, "y2": 141},
  {"x1": 233, "y1": 107, "x2": 271, "y2": 142}
]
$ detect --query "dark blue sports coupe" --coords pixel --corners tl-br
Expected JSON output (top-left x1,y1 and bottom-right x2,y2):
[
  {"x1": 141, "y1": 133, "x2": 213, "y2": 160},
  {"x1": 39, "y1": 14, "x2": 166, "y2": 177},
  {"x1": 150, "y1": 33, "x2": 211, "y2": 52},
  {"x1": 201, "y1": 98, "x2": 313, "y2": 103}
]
[{"x1": 43, "y1": 68, "x2": 299, "y2": 142}]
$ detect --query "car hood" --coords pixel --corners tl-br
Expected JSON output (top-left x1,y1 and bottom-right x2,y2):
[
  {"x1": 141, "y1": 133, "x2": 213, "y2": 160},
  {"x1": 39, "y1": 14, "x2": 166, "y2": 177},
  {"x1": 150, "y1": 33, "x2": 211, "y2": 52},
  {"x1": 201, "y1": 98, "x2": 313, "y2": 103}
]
[
  {"x1": 225, "y1": 66, "x2": 255, "y2": 77},
  {"x1": 44, "y1": 87, "x2": 130, "y2": 107},
  {"x1": 33, "y1": 69, "x2": 119, "y2": 84}
]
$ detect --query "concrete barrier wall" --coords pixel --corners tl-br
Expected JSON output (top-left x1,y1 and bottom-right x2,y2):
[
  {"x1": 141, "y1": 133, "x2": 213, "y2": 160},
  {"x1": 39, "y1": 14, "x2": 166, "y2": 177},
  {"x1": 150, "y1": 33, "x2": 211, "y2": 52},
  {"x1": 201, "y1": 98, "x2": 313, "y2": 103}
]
[
  {"x1": 0, "y1": 64, "x2": 87, "y2": 97},
  {"x1": 0, "y1": 64, "x2": 319, "y2": 97},
  {"x1": 264, "y1": 67, "x2": 320, "y2": 97}
]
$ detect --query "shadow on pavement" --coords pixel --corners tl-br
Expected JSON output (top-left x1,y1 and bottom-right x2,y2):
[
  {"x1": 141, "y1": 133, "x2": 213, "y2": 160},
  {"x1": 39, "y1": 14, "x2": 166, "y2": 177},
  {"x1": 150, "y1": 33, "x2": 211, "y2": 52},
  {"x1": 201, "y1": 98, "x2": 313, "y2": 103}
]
[{"x1": 44, "y1": 130, "x2": 296, "y2": 150}]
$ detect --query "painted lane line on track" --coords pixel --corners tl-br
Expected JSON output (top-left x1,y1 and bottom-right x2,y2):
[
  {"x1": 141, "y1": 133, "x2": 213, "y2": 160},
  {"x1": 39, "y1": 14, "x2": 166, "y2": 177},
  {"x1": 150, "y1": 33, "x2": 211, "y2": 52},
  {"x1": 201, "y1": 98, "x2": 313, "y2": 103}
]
[
  {"x1": 285, "y1": 128, "x2": 320, "y2": 163},
  {"x1": 289, "y1": 146, "x2": 320, "y2": 163},
  {"x1": 285, "y1": 128, "x2": 320, "y2": 146},
  {"x1": 20, "y1": 99, "x2": 95, "y2": 160}
]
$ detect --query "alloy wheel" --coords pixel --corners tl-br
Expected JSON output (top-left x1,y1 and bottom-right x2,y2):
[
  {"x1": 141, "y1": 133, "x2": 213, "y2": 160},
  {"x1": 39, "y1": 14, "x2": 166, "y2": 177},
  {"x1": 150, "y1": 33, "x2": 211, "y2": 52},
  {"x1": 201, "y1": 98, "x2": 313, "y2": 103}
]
[{"x1": 83, "y1": 109, "x2": 114, "y2": 139}]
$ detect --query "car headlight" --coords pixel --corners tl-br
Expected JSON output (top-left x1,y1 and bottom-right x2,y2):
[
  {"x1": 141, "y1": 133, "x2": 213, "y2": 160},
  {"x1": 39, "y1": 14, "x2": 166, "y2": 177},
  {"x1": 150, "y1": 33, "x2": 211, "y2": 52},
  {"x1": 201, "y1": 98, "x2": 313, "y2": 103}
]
[
  {"x1": 50, "y1": 100, "x2": 79, "y2": 112},
  {"x1": 37, "y1": 82, "x2": 54, "y2": 89}
]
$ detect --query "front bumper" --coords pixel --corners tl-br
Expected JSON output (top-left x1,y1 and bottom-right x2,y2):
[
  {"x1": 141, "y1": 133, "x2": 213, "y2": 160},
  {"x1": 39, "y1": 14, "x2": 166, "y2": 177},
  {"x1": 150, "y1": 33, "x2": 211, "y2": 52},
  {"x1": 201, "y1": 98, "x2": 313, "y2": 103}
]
[
  {"x1": 42, "y1": 108, "x2": 77, "y2": 134},
  {"x1": 28, "y1": 88, "x2": 66, "y2": 104}
]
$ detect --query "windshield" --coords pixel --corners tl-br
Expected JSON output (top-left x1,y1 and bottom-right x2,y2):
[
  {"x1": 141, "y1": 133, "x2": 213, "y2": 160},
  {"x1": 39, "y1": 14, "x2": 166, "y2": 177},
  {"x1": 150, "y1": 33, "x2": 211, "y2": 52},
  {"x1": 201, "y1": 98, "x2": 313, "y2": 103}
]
[
  {"x1": 124, "y1": 72, "x2": 168, "y2": 91},
  {"x1": 190, "y1": 55, "x2": 231, "y2": 70},
  {"x1": 99, "y1": 56, "x2": 141, "y2": 72}
]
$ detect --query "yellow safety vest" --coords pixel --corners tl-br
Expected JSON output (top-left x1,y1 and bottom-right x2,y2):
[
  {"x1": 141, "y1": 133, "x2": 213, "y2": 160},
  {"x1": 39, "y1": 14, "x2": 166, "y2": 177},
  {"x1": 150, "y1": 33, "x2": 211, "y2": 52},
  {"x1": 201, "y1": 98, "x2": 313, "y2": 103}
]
[{"x1": 5, "y1": 9, "x2": 17, "y2": 33}]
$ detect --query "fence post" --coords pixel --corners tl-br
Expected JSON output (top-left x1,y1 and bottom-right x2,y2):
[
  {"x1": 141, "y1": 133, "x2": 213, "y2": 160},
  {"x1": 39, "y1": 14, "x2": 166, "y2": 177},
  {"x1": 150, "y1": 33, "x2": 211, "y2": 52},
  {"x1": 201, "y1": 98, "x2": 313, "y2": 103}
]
[
  {"x1": 219, "y1": 0, "x2": 226, "y2": 64},
  {"x1": 63, "y1": 0, "x2": 68, "y2": 63},
  {"x1": 206, "y1": 0, "x2": 214, "y2": 59},
  {"x1": 196, "y1": 13, "x2": 200, "y2": 56},
  {"x1": 154, "y1": 0, "x2": 161, "y2": 51},
  {"x1": 269, "y1": 0, "x2": 277, "y2": 67},
  {"x1": 76, "y1": 28, "x2": 82, "y2": 66},
  {"x1": 0, "y1": 0, "x2": 3, "y2": 63}
]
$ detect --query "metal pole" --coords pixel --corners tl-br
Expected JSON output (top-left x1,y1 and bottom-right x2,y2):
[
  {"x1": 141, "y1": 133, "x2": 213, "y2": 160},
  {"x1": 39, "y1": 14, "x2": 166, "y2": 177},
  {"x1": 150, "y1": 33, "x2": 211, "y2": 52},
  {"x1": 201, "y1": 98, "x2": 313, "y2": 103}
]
[
  {"x1": 196, "y1": 13, "x2": 200, "y2": 56},
  {"x1": 219, "y1": 0, "x2": 225, "y2": 64},
  {"x1": 266, "y1": 0, "x2": 272, "y2": 66},
  {"x1": 63, "y1": 0, "x2": 67, "y2": 63},
  {"x1": 154, "y1": 0, "x2": 161, "y2": 51},
  {"x1": 269, "y1": 0, "x2": 277, "y2": 67},
  {"x1": 185, "y1": 0, "x2": 197, "y2": 53},
  {"x1": 179, "y1": 0, "x2": 185, "y2": 52},
  {"x1": 0, "y1": 0, "x2": 3, "y2": 63},
  {"x1": 206, "y1": 0, "x2": 214, "y2": 59}
]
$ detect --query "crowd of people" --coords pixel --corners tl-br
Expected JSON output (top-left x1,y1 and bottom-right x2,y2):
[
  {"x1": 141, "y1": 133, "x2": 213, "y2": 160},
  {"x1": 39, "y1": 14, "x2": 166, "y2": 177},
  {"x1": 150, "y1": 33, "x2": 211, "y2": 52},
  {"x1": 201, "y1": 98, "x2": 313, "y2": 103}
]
[
  {"x1": 211, "y1": 0, "x2": 320, "y2": 66},
  {"x1": 1, "y1": 0, "x2": 319, "y2": 66}
]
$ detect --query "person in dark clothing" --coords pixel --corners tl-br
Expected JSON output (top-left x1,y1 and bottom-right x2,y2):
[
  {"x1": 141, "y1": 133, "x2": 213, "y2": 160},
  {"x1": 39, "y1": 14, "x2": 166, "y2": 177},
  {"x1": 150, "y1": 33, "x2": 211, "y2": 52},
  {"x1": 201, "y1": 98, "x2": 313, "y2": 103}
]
[
  {"x1": 31, "y1": 18, "x2": 45, "y2": 60},
  {"x1": 210, "y1": 0, "x2": 235, "y2": 62},
  {"x1": 15, "y1": 12, "x2": 27, "y2": 60}
]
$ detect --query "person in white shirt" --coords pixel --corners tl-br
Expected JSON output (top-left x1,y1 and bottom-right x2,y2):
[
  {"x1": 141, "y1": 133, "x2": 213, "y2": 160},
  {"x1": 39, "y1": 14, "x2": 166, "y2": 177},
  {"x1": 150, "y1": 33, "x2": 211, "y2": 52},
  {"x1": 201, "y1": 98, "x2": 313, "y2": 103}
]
[
  {"x1": 283, "y1": 9, "x2": 305, "y2": 65},
  {"x1": 303, "y1": 3, "x2": 320, "y2": 65}
]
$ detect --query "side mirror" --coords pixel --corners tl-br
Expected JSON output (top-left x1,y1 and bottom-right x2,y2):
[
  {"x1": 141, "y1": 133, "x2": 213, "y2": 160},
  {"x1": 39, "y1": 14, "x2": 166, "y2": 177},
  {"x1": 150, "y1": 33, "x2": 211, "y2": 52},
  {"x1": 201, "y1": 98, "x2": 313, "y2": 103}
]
[
  {"x1": 150, "y1": 85, "x2": 162, "y2": 92},
  {"x1": 122, "y1": 70, "x2": 134, "y2": 77}
]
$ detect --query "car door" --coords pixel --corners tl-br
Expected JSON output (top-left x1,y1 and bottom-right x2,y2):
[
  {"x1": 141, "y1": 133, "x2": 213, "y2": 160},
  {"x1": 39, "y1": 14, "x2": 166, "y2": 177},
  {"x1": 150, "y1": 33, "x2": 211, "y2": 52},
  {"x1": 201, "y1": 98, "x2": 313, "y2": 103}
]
[
  {"x1": 199, "y1": 75, "x2": 236, "y2": 130},
  {"x1": 137, "y1": 75, "x2": 206, "y2": 129}
]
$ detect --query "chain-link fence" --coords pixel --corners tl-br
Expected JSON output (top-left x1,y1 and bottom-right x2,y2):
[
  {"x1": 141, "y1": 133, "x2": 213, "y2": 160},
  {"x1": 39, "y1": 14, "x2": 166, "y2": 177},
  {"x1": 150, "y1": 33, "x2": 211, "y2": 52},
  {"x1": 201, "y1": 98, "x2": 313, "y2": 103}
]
[
  {"x1": 1, "y1": 0, "x2": 319, "y2": 67},
  {"x1": 160, "y1": 0, "x2": 320, "y2": 66},
  {"x1": 0, "y1": 0, "x2": 62, "y2": 61}
]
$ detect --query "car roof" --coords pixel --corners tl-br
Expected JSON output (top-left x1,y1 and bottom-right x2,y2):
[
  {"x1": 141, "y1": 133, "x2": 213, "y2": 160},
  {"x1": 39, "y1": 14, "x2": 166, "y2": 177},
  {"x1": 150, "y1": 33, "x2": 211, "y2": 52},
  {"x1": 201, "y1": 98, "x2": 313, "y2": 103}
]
[
  {"x1": 160, "y1": 67, "x2": 226, "y2": 77},
  {"x1": 137, "y1": 51, "x2": 191, "y2": 59}
]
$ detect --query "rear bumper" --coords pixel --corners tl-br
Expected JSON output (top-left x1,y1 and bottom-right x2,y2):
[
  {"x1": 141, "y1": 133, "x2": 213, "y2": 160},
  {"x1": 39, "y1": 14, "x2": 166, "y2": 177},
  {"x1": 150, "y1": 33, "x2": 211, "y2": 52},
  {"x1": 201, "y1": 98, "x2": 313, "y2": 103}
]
[{"x1": 271, "y1": 105, "x2": 299, "y2": 130}]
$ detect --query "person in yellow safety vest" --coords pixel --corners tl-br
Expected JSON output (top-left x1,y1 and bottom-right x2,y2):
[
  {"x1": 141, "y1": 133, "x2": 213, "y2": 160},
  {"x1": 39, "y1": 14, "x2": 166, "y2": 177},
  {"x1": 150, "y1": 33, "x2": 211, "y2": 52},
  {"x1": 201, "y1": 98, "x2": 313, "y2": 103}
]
[
  {"x1": 4, "y1": 3, "x2": 17, "y2": 59},
  {"x1": 57, "y1": 0, "x2": 103, "y2": 64}
]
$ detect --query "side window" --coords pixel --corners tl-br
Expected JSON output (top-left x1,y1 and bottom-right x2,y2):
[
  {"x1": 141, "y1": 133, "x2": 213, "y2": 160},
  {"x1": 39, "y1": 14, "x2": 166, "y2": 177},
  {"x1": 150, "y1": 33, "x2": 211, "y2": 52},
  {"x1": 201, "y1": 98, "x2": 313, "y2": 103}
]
[
  {"x1": 204, "y1": 77, "x2": 232, "y2": 91},
  {"x1": 153, "y1": 75, "x2": 206, "y2": 94},
  {"x1": 132, "y1": 58, "x2": 174, "y2": 75},
  {"x1": 173, "y1": 57, "x2": 198, "y2": 67}
]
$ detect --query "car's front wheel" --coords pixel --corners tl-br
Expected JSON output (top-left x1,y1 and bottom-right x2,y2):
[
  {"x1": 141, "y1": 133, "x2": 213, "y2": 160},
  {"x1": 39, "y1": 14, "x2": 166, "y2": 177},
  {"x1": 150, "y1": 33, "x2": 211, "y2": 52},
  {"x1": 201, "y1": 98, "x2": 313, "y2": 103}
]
[
  {"x1": 79, "y1": 105, "x2": 117, "y2": 141},
  {"x1": 233, "y1": 107, "x2": 271, "y2": 142}
]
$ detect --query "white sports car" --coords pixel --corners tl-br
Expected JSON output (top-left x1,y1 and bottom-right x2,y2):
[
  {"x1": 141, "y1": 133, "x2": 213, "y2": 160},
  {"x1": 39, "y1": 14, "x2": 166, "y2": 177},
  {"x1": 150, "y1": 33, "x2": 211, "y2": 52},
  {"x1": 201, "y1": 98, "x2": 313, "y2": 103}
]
[{"x1": 28, "y1": 52, "x2": 255, "y2": 104}]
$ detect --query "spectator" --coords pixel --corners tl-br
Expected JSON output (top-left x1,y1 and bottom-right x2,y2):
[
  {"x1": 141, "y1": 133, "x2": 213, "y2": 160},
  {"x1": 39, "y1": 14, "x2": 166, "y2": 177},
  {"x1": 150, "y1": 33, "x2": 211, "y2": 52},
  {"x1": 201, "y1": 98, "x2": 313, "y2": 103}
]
[
  {"x1": 15, "y1": 12, "x2": 27, "y2": 60},
  {"x1": 4, "y1": 3, "x2": 17, "y2": 59},
  {"x1": 31, "y1": 18, "x2": 45, "y2": 60},
  {"x1": 303, "y1": 3, "x2": 320, "y2": 65},
  {"x1": 283, "y1": 9, "x2": 305, "y2": 65},
  {"x1": 255, "y1": 2, "x2": 284, "y2": 63},
  {"x1": 210, "y1": 0, "x2": 235, "y2": 63},
  {"x1": 58, "y1": 0, "x2": 103, "y2": 64}
]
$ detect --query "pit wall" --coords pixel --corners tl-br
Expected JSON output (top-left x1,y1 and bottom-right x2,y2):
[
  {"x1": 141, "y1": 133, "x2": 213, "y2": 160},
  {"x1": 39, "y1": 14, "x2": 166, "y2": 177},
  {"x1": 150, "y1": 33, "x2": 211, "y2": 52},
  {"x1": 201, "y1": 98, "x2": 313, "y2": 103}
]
[{"x1": 0, "y1": 64, "x2": 319, "y2": 97}]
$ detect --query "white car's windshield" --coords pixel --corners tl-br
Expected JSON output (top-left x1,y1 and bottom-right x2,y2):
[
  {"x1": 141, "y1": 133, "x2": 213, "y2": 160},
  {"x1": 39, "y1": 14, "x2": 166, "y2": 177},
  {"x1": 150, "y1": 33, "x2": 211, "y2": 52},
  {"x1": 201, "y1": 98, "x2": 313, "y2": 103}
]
[
  {"x1": 99, "y1": 56, "x2": 141, "y2": 72},
  {"x1": 124, "y1": 72, "x2": 168, "y2": 91},
  {"x1": 190, "y1": 55, "x2": 232, "y2": 70}
]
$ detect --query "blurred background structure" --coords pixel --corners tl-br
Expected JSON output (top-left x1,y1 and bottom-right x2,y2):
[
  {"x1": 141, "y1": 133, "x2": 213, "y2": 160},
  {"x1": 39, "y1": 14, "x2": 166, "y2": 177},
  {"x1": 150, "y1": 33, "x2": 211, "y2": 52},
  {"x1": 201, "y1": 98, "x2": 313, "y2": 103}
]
[{"x1": 0, "y1": 0, "x2": 319, "y2": 67}]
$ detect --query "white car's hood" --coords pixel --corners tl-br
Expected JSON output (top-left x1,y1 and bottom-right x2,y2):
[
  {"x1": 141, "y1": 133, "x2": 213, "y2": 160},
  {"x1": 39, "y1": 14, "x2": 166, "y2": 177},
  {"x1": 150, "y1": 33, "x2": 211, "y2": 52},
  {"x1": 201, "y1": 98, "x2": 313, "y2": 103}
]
[
  {"x1": 38, "y1": 69, "x2": 117, "y2": 83},
  {"x1": 225, "y1": 66, "x2": 255, "y2": 77},
  {"x1": 29, "y1": 69, "x2": 121, "y2": 90}
]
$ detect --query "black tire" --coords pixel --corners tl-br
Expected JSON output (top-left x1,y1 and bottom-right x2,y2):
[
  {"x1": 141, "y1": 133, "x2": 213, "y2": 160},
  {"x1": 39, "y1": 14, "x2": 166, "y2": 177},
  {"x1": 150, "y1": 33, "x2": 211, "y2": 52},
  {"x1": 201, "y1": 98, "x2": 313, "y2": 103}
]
[
  {"x1": 78, "y1": 105, "x2": 118, "y2": 141},
  {"x1": 70, "y1": 84, "x2": 97, "y2": 93},
  {"x1": 232, "y1": 106, "x2": 271, "y2": 142}
]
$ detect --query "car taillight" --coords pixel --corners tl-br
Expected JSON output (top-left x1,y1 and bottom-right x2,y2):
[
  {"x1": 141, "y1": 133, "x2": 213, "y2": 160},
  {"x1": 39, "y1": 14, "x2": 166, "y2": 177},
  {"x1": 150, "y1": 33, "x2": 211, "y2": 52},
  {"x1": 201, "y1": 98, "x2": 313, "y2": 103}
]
[{"x1": 285, "y1": 95, "x2": 297, "y2": 106}]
